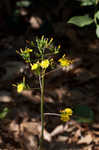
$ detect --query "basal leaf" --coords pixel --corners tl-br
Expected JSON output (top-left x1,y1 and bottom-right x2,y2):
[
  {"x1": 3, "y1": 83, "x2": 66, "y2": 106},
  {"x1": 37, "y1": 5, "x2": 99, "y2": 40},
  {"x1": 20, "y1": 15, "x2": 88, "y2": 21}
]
[{"x1": 68, "y1": 15, "x2": 93, "y2": 27}]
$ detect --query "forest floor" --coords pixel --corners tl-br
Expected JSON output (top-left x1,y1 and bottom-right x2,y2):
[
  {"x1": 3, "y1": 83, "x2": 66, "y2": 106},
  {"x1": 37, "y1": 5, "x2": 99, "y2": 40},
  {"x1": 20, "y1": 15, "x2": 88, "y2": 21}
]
[{"x1": 0, "y1": 1, "x2": 99, "y2": 150}]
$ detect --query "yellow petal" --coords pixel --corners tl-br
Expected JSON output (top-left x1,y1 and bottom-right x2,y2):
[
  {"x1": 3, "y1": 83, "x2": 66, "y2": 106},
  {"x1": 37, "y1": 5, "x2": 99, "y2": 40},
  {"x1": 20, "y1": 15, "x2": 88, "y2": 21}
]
[
  {"x1": 65, "y1": 108, "x2": 72, "y2": 116},
  {"x1": 31, "y1": 63, "x2": 39, "y2": 70},
  {"x1": 60, "y1": 114, "x2": 70, "y2": 122}
]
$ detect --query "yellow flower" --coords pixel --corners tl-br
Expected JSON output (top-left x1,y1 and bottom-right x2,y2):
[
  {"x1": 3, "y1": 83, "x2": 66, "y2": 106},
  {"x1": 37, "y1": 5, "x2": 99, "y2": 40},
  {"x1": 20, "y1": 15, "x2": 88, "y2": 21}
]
[
  {"x1": 59, "y1": 58, "x2": 72, "y2": 67},
  {"x1": 17, "y1": 83, "x2": 25, "y2": 93},
  {"x1": 60, "y1": 108, "x2": 73, "y2": 122},
  {"x1": 58, "y1": 54, "x2": 72, "y2": 67},
  {"x1": 60, "y1": 114, "x2": 70, "y2": 122},
  {"x1": 60, "y1": 108, "x2": 72, "y2": 115},
  {"x1": 31, "y1": 63, "x2": 39, "y2": 70},
  {"x1": 40, "y1": 59, "x2": 49, "y2": 69},
  {"x1": 64, "y1": 108, "x2": 72, "y2": 116}
]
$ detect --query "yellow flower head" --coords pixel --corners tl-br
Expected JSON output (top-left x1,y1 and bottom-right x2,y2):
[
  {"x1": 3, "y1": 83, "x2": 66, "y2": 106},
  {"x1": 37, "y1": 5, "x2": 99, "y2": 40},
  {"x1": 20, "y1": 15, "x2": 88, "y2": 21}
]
[
  {"x1": 31, "y1": 63, "x2": 39, "y2": 70},
  {"x1": 60, "y1": 114, "x2": 70, "y2": 122},
  {"x1": 58, "y1": 54, "x2": 72, "y2": 67},
  {"x1": 17, "y1": 83, "x2": 25, "y2": 93},
  {"x1": 60, "y1": 108, "x2": 73, "y2": 122},
  {"x1": 58, "y1": 58, "x2": 71, "y2": 67},
  {"x1": 64, "y1": 108, "x2": 72, "y2": 116},
  {"x1": 40, "y1": 59, "x2": 49, "y2": 69}
]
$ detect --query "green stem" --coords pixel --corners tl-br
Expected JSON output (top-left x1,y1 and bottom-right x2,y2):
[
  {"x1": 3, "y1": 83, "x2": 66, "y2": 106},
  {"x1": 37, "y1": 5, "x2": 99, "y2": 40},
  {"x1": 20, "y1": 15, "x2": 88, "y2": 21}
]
[
  {"x1": 41, "y1": 73, "x2": 44, "y2": 140},
  {"x1": 39, "y1": 71, "x2": 45, "y2": 149}
]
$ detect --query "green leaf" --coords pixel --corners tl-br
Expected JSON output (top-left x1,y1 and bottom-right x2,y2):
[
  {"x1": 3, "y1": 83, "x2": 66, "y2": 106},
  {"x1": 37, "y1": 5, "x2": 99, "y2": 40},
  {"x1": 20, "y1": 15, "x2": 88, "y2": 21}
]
[
  {"x1": 0, "y1": 107, "x2": 9, "y2": 119},
  {"x1": 95, "y1": 11, "x2": 99, "y2": 20},
  {"x1": 68, "y1": 15, "x2": 93, "y2": 27},
  {"x1": 96, "y1": 25, "x2": 99, "y2": 38},
  {"x1": 80, "y1": 0, "x2": 96, "y2": 6},
  {"x1": 16, "y1": 0, "x2": 31, "y2": 7},
  {"x1": 74, "y1": 105, "x2": 94, "y2": 123}
]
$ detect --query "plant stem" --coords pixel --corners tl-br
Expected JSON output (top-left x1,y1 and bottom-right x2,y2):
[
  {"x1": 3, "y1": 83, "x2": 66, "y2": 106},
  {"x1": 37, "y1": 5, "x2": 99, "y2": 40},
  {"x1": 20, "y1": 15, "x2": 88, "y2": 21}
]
[
  {"x1": 44, "y1": 113, "x2": 60, "y2": 116},
  {"x1": 39, "y1": 72, "x2": 45, "y2": 149}
]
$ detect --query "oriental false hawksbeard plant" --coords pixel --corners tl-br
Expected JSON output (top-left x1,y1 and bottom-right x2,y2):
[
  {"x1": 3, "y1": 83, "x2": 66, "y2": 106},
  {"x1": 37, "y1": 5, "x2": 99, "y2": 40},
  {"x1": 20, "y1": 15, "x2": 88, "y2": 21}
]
[{"x1": 14, "y1": 35, "x2": 73, "y2": 149}]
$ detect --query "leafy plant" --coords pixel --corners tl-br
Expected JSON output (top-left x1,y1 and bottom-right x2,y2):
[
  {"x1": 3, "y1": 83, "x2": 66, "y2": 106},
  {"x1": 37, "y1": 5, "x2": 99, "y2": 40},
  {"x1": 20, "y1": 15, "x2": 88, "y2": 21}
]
[
  {"x1": 15, "y1": 35, "x2": 73, "y2": 150},
  {"x1": 14, "y1": 35, "x2": 95, "y2": 149},
  {"x1": 67, "y1": 0, "x2": 99, "y2": 38}
]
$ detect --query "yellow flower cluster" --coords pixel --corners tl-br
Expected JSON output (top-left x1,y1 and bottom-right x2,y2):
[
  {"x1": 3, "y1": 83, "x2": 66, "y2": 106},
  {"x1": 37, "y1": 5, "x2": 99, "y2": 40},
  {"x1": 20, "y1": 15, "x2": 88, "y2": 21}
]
[
  {"x1": 60, "y1": 108, "x2": 72, "y2": 122},
  {"x1": 31, "y1": 59, "x2": 50, "y2": 70},
  {"x1": 58, "y1": 54, "x2": 72, "y2": 67}
]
